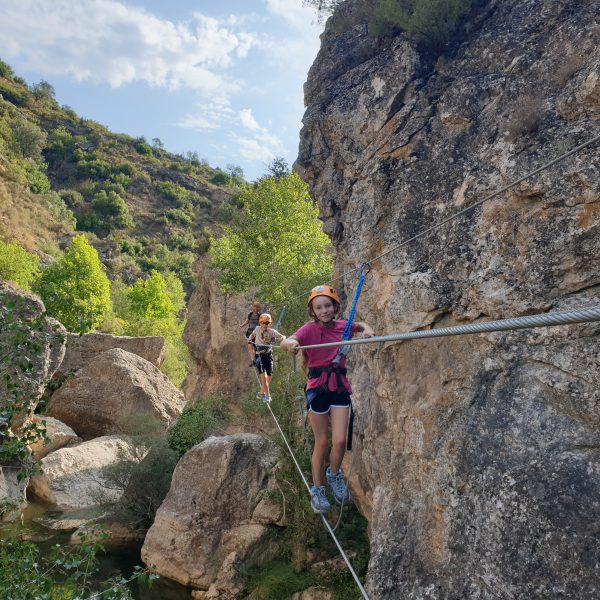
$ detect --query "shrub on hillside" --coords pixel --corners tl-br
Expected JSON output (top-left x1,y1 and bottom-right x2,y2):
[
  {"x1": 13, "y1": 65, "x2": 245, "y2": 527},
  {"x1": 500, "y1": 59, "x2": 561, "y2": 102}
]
[
  {"x1": 133, "y1": 137, "x2": 153, "y2": 156},
  {"x1": 0, "y1": 240, "x2": 40, "y2": 290},
  {"x1": 167, "y1": 403, "x2": 225, "y2": 457},
  {"x1": 91, "y1": 189, "x2": 134, "y2": 231},
  {"x1": 46, "y1": 126, "x2": 79, "y2": 161},
  {"x1": 371, "y1": 0, "x2": 475, "y2": 46},
  {"x1": 30, "y1": 80, "x2": 57, "y2": 104},
  {"x1": 10, "y1": 158, "x2": 52, "y2": 194},
  {"x1": 7, "y1": 119, "x2": 47, "y2": 162},
  {"x1": 42, "y1": 192, "x2": 77, "y2": 230},
  {"x1": 0, "y1": 59, "x2": 14, "y2": 78},
  {"x1": 164, "y1": 207, "x2": 193, "y2": 225},
  {"x1": 155, "y1": 180, "x2": 189, "y2": 205}
]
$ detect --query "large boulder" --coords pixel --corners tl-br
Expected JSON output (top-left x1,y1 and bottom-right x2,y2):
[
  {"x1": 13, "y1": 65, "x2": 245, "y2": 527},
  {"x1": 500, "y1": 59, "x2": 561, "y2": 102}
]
[
  {"x1": 298, "y1": 0, "x2": 600, "y2": 597},
  {"x1": 29, "y1": 416, "x2": 81, "y2": 460},
  {"x1": 27, "y1": 435, "x2": 135, "y2": 508},
  {"x1": 142, "y1": 434, "x2": 282, "y2": 595},
  {"x1": 56, "y1": 332, "x2": 165, "y2": 377},
  {"x1": 45, "y1": 348, "x2": 185, "y2": 439}
]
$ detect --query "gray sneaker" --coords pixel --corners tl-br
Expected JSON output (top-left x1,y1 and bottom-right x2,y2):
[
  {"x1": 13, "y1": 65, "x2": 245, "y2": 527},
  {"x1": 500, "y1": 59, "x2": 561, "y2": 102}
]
[
  {"x1": 326, "y1": 466, "x2": 349, "y2": 504},
  {"x1": 256, "y1": 392, "x2": 264, "y2": 400},
  {"x1": 310, "y1": 485, "x2": 331, "y2": 514},
  {"x1": 263, "y1": 394, "x2": 272, "y2": 402}
]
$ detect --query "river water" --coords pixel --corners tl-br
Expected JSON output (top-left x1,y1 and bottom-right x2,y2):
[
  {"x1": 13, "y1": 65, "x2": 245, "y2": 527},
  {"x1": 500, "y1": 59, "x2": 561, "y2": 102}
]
[{"x1": 0, "y1": 502, "x2": 192, "y2": 599}]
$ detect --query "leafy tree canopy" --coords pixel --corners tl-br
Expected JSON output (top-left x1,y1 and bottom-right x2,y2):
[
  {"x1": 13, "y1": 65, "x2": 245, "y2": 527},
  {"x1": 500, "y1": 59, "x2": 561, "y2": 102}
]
[
  {"x1": 126, "y1": 270, "x2": 177, "y2": 321},
  {"x1": 209, "y1": 172, "x2": 333, "y2": 327},
  {"x1": 0, "y1": 240, "x2": 40, "y2": 290},
  {"x1": 34, "y1": 234, "x2": 112, "y2": 333}
]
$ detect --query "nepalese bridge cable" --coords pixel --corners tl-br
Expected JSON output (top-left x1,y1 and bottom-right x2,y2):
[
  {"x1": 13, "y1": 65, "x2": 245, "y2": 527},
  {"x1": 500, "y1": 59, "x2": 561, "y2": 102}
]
[
  {"x1": 283, "y1": 132, "x2": 600, "y2": 305},
  {"x1": 264, "y1": 400, "x2": 371, "y2": 600},
  {"x1": 289, "y1": 305, "x2": 600, "y2": 351}
]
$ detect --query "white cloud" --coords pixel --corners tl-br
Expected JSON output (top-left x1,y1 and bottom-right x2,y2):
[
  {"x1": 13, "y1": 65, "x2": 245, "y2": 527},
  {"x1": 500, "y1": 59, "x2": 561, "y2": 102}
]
[
  {"x1": 233, "y1": 121, "x2": 285, "y2": 163},
  {"x1": 177, "y1": 98, "x2": 236, "y2": 132},
  {"x1": 264, "y1": 0, "x2": 320, "y2": 31},
  {"x1": 239, "y1": 108, "x2": 260, "y2": 131},
  {"x1": 0, "y1": 0, "x2": 260, "y2": 93}
]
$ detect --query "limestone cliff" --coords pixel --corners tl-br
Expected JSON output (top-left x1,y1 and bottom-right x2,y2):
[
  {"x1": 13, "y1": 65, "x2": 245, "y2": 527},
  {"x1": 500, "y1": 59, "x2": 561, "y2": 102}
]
[{"x1": 297, "y1": 0, "x2": 600, "y2": 598}]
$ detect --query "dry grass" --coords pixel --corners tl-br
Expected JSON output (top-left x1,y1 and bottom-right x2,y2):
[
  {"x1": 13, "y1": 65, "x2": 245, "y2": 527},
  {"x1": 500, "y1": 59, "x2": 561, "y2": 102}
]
[
  {"x1": 0, "y1": 178, "x2": 73, "y2": 255},
  {"x1": 552, "y1": 54, "x2": 585, "y2": 87},
  {"x1": 500, "y1": 94, "x2": 543, "y2": 141}
]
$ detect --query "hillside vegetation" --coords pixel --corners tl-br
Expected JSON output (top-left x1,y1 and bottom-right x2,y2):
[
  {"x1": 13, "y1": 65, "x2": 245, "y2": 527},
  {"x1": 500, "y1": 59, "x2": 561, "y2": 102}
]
[
  {"x1": 0, "y1": 58, "x2": 245, "y2": 385},
  {"x1": 0, "y1": 58, "x2": 241, "y2": 293}
]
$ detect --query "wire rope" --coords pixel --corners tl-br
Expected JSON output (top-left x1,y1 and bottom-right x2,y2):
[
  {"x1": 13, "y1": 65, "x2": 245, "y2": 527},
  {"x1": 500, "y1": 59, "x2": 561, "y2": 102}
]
[
  {"x1": 284, "y1": 133, "x2": 600, "y2": 305},
  {"x1": 265, "y1": 400, "x2": 370, "y2": 600},
  {"x1": 290, "y1": 304, "x2": 600, "y2": 351}
]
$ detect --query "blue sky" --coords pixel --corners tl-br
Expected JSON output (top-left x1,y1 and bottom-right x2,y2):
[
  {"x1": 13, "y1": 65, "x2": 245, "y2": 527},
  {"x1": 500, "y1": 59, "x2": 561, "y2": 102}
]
[{"x1": 0, "y1": 0, "x2": 324, "y2": 180}]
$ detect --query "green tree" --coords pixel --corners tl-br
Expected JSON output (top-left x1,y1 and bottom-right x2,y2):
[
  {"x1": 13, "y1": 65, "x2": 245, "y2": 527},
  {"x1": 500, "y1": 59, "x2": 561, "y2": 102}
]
[
  {"x1": 265, "y1": 156, "x2": 291, "y2": 180},
  {"x1": 31, "y1": 79, "x2": 57, "y2": 103},
  {"x1": 209, "y1": 172, "x2": 333, "y2": 326},
  {"x1": 0, "y1": 240, "x2": 40, "y2": 290},
  {"x1": 34, "y1": 234, "x2": 112, "y2": 333},
  {"x1": 126, "y1": 270, "x2": 175, "y2": 320}
]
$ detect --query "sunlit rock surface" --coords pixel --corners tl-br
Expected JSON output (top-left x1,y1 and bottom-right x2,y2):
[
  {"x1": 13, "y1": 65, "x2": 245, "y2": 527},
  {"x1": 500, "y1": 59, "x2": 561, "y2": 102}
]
[
  {"x1": 183, "y1": 260, "x2": 259, "y2": 402},
  {"x1": 298, "y1": 0, "x2": 600, "y2": 597},
  {"x1": 46, "y1": 348, "x2": 184, "y2": 439},
  {"x1": 28, "y1": 435, "x2": 135, "y2": 508},
  {"x1": 29, "y1": 415, "x2": 81, "y2": 459},
  {"x1": 56, "y1": 331, "x2": 165, "y2": 376}
]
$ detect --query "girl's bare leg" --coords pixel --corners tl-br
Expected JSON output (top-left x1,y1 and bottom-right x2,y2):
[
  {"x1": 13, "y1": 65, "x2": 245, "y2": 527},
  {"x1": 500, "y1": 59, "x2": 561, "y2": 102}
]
[
  {"x1": 309, "y1": 411, "x2": 329, "y2": 487},
  {"x1": 329, "y1": 407, "x2": 350, "y2": 473}
]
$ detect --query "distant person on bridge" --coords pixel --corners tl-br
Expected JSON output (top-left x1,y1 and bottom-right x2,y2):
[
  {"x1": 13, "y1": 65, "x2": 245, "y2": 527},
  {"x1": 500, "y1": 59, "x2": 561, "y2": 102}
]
[
  {"x1": 241, "y1": 300, "x2": 262, "y2": 338},
  {"x1": 281, "y1": 285, "x2": 374, "y2": 515},
  {"x1": 247, "y1": 313, "x2": 286, "y2": 402}
]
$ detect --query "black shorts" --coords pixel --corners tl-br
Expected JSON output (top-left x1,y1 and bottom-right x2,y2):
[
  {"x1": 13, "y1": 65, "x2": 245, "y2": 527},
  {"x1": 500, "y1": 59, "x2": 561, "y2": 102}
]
[
  {"x1": 245, "y1": 327, "x2": 255, "y2": 338},
  {"x1": 306, "y1": 389, "x2": 351, "y2": 414},
  {"x1": 255, "y1": 353, "x2": 273, "y2": 376}
]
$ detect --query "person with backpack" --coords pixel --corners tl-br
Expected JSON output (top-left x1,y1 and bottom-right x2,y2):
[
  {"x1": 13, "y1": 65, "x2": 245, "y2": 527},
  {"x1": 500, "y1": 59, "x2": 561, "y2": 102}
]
[
  {"x1": 241, "y1": 301, "x2": 262, "y2": 339},
  {"x1": 280, "y1": 285, "x2": 374, "y2": 514},
  {"x1": 247, "y1": 313, "x2": 286, "y2": 402}
]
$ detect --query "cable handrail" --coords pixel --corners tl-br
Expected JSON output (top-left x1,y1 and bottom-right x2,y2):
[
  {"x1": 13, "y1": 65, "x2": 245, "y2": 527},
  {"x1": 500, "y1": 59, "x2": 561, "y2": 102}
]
[
  {"x1": 283, "y1": 133, "x2": 600, "y2": 306},
  {"x1": 274, "y1": 305, "x2": 600, "y2": 351},
  {"x1": 265, "y1": 401, "x2": 370, "y2": 599}
]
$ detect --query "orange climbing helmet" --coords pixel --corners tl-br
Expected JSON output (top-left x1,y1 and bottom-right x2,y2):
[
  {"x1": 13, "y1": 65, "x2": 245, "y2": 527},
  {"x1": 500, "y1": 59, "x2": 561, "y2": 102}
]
[
  {"x1": 259, "y1": 313, "x2": 272, "y2": 324},
  {"x1": 307, "y1": 285, "x2": 340, "y2": 307}
]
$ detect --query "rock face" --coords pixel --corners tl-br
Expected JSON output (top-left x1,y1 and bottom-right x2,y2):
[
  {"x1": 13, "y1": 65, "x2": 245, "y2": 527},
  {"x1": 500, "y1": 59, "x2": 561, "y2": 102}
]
[
  {"x1": 56, "y1": 332, "x2": 165, "y2": 376},
  {"x1": 298, "y1": 1, "x2": 600, "y2": 598},
  {"x1": 142, "y1": 434, "x2": 281, "y2": 595},
  {"x1": 0, "y1": 463, "x2": 28, "y2": 521},
  {"x1": 0, "y1": 281, "x2": 66, "y2": 416},
  {"x1": 0, "y1": 281, "x2": 66, "y2": 520},
  {"x1": 183, "y1": 261, "x2": 258, "y2": 401},
  {"x1": 27, "y1": 435, "x2": 135, "y2": 508},
  {"x1": 45, "y1": 348, "x2": 185, "y2": 439}
]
